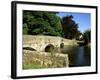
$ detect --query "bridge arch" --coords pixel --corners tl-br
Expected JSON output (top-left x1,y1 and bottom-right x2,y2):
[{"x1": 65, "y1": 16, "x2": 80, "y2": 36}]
[
  {"x1": 23, "y1": 47, "x2": 36, "y2": 51},
  {"x1": 60, "y1": 43, "x2": 64, "y2": 48},
  {"x1": 45, "y1": 44, "x2": 55, "y2": 52}
]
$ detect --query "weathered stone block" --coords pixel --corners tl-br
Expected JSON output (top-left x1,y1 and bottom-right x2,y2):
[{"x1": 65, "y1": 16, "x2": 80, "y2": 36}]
[{"x1": 23, "y1": 50, "x2": 69, "y2": 69}]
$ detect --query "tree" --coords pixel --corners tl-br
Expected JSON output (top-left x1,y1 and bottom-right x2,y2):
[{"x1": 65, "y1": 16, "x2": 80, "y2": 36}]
[
  {"x1": 23, "y1": 11, "x2": 64, "y2": 37},
  {"x1": 23, "y1": 23, "x2": 28, "y2": 34},
  {"x1": 62, "y1": 15, "x2": 79, "y2": 39},
  {"x1": 83, "y1": 29, "x2": 91, "y2": 44}
]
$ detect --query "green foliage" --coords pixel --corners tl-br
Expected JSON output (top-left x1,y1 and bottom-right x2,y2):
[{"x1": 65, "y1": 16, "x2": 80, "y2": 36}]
[
  {"x1": 62, "y1": 15, "x2": 80, "y2": 39},
  {"x1": 23, "y1": 11, "x2": 63, "y2": 37},
  {"x1": 23, "y1": 23, "x2": 28, "y2": 34},
  {"x1": 83, "y1": 29, "x2": 91, "y2": 44}
]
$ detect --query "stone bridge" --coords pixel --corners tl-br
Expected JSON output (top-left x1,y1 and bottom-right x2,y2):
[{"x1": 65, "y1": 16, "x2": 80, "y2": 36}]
[{"x1": 23, "y1": 35, "x2": 78, "y2": 51}]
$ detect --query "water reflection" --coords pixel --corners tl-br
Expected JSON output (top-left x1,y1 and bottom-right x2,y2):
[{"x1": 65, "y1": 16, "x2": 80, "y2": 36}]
[{"x1": 61, "y1": 45, "x2": 91, "y2": 67}]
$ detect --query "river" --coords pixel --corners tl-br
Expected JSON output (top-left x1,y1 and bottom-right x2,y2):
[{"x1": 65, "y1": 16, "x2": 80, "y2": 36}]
[{"x1": 61, "y1": 45, "x2": 91, "y2": 67}]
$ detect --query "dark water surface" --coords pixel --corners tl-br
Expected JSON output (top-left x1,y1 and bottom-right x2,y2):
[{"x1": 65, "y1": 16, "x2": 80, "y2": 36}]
[{"x1": 61, "y1": 45, "x2": 91, "y2": 67}]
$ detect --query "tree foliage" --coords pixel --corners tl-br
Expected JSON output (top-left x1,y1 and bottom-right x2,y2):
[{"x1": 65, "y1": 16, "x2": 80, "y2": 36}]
[
  {"x1": 83, "y1": 29, "x2": 91, "y2": 44},
  {"x1": 23, "y1": 11, "x2": 63, "y2": 37},
  {"x1": 62, "y1": 15, "x2": 80, "y2": 39}
]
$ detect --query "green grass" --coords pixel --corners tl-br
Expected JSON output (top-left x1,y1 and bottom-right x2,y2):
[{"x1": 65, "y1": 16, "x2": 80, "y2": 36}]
[{"x1": 23, "y1": 63, "x2": 42, "y2": 69}]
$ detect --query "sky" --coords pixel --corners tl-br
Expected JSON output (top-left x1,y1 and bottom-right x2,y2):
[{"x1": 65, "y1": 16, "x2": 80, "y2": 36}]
[{"x1": 56, "y1": 12, "x2": 91, "y2": 33}]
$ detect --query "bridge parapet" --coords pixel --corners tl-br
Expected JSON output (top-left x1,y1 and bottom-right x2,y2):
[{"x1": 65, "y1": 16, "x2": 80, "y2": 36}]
[
  {"x1": 23, "y1": 35, "x2": 78, "y2": 51},
  {"x1": 23, "y1": 35, "x2": 62, "y2": 51}
]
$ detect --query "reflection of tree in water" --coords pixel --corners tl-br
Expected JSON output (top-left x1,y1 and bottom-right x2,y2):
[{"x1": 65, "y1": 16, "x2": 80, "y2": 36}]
[
  {"x1": 60, "y1": 45, "x2": 91, "y2": 67},
  {"x1": 83, "y1": 46, "x2": 91, "y2": 66}
]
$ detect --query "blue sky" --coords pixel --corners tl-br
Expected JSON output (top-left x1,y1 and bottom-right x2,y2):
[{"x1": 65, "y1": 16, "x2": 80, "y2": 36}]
[{"x1": 56, "y1": 12, "x2": 91, "y2": 33}]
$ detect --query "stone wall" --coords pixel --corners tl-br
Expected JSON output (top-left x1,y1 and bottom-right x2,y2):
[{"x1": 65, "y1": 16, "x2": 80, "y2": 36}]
[{"x1": 23, "y1": 50, "x2": 69, "y2": 69}]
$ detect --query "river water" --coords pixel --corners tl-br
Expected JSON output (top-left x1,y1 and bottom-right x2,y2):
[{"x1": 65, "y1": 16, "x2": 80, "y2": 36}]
[{"x1": 61, "y1": 45, "x2": 91, "y2": 67}]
